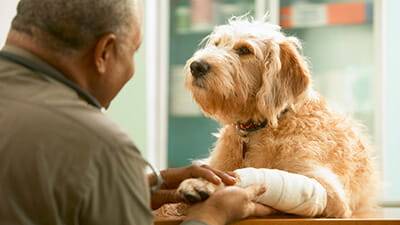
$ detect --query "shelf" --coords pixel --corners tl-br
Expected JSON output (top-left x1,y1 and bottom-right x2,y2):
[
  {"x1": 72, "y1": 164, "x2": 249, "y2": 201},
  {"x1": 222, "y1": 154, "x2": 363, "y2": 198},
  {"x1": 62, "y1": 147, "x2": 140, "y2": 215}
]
[
  {"x1": 280, "y1": 1, "x2": 373, "y2": 29},
  {"x1": 175, "y1": 28, "x2": 213, "y2": 35}
]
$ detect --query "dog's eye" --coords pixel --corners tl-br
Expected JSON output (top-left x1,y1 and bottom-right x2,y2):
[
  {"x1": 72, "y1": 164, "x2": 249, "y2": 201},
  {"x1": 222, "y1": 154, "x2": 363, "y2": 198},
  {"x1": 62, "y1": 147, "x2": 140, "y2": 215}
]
[
  {"x1": 236, "y1": 46, "x2": 252, "y2": 55},
  {"x1": 214, "y1": 42, "x2": 219, "y2": 47}
]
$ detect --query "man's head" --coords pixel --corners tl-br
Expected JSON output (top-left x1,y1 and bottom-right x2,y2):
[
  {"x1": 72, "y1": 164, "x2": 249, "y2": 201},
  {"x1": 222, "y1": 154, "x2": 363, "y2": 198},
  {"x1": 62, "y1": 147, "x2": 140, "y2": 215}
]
[
  {"x1": 7, "y1": 0, "x2": 143, "y2": 108},
  {"x1": 11, "y1": 0, "x2": 140, "y2": 55}
]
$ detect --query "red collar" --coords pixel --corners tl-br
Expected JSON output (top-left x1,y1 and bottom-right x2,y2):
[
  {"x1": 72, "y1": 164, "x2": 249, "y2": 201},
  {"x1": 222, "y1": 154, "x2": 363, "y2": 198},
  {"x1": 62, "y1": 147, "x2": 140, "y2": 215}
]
[
  {"x1": 235, "y1": 108, "x2": 289, "y2": 137},
  {"x1": 236, "y1": 120, "x2": 267, "y2": 132},
  {"x1": 236, "y1": 120, "x2": 267, "y2": 158}
]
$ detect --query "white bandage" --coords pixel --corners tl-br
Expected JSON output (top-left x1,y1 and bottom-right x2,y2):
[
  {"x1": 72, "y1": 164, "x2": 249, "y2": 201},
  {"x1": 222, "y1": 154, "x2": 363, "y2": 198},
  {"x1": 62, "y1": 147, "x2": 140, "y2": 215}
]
[{"x1": 235, "y1": 168, "x2": 327, "y2": 217}]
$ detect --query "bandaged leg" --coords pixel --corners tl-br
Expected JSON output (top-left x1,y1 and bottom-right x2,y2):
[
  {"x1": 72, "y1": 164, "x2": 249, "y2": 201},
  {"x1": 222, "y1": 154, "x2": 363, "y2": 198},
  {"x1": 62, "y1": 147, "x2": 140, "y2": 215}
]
[{"x1": 235, "y1": 168, "x2": 327, "y2": 217}]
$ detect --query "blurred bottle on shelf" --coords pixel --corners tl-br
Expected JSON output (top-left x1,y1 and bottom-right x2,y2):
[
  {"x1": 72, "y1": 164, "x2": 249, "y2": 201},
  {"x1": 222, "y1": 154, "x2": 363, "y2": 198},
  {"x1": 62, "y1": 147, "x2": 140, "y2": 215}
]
[
  {"x1": 175, "y1": 2, "x2": 191, "y2": 33},
  {"x1": 191, "y1": 0, "x2": 214, "y2": 32},
  {"x1": 280, "y1": 1, "x2": 372, "y2": 28},
  {"x1": 175, "y1": 0, "x2": 254, "y2": 34},
  {"x1": 214, "y1": 1, "x2": 254, "y2": 25},
  {"x1": 170, "y1": 65, "x2": 202, "y2": 116}
]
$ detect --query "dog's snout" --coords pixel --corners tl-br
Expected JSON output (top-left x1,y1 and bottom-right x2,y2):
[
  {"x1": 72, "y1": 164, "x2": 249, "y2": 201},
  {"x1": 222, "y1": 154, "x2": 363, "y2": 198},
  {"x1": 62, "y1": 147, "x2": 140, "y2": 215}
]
[{"x1": 190, "y1": 60, "x2": 210, "y2": 78}]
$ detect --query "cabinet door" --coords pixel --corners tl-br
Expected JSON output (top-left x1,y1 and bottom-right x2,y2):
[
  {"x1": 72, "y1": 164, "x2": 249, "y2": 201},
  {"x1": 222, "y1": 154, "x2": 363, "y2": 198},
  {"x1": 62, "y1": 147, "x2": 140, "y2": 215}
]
[
  {"x1": 383, "y1": 0, "x2": 400, "y2": 206},
  {"x1": 168, "y1": 0, "x2": 256, "y2": 168}
]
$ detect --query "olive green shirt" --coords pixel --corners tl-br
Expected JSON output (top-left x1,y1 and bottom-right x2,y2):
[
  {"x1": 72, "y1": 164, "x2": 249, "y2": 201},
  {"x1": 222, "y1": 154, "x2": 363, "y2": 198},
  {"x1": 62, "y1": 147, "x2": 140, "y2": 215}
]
[{"x1": 0, "y1": 45, "x2": 153, "y2": 225}]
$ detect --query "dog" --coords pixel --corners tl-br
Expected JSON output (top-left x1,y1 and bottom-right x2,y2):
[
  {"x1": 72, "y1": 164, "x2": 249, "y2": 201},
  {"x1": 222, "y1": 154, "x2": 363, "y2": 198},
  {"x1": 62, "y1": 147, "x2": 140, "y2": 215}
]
[{"x1": 174, "y1": 16, "x2": 378, "y2": 218}]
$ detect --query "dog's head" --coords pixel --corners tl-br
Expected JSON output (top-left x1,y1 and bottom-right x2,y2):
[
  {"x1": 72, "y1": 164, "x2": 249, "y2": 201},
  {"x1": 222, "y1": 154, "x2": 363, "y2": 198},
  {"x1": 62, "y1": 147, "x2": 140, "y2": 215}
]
[{"x1": 185, "y1": 17, "x2": 311, "y2": 126}]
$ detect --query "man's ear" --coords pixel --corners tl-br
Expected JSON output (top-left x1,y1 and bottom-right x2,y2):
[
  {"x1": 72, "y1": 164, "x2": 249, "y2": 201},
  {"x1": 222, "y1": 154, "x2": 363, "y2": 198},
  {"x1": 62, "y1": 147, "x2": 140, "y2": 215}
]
[{"x1": 94, "y1": 33, "x2": 117, "y2": 74}]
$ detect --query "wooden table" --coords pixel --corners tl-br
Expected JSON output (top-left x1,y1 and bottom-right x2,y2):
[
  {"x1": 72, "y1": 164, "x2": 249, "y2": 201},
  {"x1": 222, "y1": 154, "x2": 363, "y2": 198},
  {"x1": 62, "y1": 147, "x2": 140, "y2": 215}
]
[
  {"x1": 155, "y1": 207, "x2": 400, "y2": 225},
  {"x1": 155, "y1": 216, "x2": 400, "y2": 225}
]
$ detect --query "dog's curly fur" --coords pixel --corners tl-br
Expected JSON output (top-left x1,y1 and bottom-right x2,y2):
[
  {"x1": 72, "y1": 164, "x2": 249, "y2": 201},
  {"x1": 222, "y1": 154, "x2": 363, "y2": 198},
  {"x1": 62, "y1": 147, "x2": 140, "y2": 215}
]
[{"x1": 179, "y1": 17, "x2": 378, "y2": 218}]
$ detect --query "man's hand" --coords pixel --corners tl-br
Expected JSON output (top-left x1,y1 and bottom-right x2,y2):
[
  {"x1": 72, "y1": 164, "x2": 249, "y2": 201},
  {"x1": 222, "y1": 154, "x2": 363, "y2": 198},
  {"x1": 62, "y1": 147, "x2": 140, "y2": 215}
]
[
  {"x1": 160, "y1": 165, "x2": 237, "y2": 189},
  {"x1": 149, "y1": 165, "x2": 237, "y2": 209},
  {"x1": 184, "y1": 184, "x2": 276, "y2": 225}
]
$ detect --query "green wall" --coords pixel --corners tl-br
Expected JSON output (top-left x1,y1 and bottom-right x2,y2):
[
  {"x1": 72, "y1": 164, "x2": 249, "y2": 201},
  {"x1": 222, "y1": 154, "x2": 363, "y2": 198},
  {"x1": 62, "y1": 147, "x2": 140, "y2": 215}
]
[{"x1": 107, "y1": 49, "x2": 147, "y2": 154}]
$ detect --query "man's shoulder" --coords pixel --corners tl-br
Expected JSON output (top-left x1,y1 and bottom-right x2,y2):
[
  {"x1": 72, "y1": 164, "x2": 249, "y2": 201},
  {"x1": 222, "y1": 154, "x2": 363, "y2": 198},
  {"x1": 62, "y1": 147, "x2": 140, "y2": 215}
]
[{"x1": 61, "y1": 103, "x2": 134, "y2": 147}]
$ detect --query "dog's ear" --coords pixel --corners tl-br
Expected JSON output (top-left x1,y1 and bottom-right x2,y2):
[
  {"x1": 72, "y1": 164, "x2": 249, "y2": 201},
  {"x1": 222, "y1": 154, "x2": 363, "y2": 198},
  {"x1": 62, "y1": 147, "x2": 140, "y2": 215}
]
[
  {"x1": 279, "y1": 39, "x2": 311, "y2": 101},
  {"x1": 257, "y1": 39, "x2": 310, "y2": 127}
]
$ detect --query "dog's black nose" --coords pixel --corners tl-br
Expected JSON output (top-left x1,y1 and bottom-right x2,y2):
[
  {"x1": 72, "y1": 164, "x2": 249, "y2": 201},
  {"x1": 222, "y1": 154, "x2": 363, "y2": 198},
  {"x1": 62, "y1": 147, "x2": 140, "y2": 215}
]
[{"x1": 190, "y1": 59, "x2": 210, "y2": 78}]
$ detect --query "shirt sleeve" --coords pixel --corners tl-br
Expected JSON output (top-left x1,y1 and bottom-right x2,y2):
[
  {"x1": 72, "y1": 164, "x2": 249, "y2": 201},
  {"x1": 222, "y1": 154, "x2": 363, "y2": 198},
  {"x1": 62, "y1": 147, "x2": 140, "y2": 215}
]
[
  {"x1": 180, "y1": 220, "x2": 210, "y2": 225},
  {"x1": 79, "y1": 141, "x2": 154, "y2": 225}
]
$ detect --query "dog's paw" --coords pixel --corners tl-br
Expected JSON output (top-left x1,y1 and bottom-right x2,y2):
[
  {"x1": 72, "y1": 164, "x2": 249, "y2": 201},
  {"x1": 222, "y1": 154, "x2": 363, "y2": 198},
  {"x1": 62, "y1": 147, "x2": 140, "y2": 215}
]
[
  {"x1": 325, "y1": 197, "x2": 353, "y2": 218},
  {"x1": 322, "y1": 188, "x2": 353, "y2": 218},
  {"x1": 177, "y1": 178, "x2": 222, "y2": 204}
]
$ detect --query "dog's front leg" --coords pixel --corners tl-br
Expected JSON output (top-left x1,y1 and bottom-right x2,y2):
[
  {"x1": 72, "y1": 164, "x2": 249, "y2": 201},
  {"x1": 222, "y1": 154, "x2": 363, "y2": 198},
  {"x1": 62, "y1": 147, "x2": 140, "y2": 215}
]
[
  {"x1": 208, "y1": 127, "x2": 244, "y2": 171},
  {"x1": 177, "y1": 178, "x2": 224, "y2": 204}
]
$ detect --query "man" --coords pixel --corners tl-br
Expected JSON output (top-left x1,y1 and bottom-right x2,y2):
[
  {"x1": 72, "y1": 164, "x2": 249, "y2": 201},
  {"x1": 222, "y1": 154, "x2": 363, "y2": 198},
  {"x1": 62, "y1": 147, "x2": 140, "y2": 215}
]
[{"x1": 0, "y1": 0, "x2": 273, "y2": 224}]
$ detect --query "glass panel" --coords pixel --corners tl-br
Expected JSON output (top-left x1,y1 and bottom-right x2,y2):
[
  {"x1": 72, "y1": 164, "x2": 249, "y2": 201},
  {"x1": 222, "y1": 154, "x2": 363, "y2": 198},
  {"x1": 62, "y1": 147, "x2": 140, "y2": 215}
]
[
  {"x1": 384, "y1": 0, "x2": 400, "y2": 204},
  {"x1": 168, "y1": 0, "x2": 255, "y2": 167}
]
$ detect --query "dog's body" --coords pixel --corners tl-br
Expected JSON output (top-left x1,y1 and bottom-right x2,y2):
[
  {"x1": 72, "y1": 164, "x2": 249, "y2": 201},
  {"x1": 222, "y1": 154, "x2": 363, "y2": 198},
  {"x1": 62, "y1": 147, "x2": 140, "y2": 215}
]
[
  {"x1": 203, "y1": 94, "x2": 376, "y2": 217},
  {"x1": 175, "y1": 17, "x2": 377, "y2": 218}
]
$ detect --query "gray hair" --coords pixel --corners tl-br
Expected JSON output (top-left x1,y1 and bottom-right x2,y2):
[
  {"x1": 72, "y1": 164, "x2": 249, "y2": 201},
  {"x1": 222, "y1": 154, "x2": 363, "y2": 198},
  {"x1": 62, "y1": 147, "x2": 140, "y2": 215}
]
[{"x1": 11, "y1": 0, "x2": 137, "y2": 53}]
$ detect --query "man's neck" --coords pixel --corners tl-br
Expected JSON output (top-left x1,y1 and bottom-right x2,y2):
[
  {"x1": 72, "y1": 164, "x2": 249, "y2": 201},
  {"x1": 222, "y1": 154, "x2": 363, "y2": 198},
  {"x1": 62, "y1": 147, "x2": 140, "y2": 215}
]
[{"x1": 6, "y1": 29, "x2": 99, "y2": 104}]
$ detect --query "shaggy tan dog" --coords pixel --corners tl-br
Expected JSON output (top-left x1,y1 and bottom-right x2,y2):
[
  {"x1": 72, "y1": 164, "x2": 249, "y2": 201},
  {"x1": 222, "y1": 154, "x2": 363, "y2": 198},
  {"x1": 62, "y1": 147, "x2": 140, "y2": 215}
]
[{"x1": 176, "y1": 17, "x2": 378, "y2": 218}]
